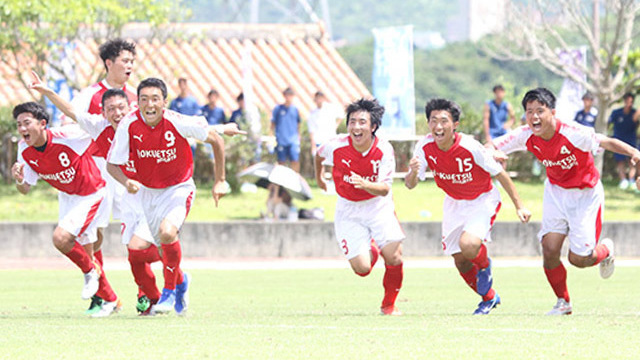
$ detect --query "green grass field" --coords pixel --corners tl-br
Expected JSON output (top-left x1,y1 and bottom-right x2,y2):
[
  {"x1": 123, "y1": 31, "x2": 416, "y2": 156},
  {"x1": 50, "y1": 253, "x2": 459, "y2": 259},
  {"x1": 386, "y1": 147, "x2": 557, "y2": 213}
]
[
  {"x1": 1, "y1": 179, "x2": 639, "y2": 222},
  {"x1": 1, "y1": 266, "x2": 639, "y2": 359}
]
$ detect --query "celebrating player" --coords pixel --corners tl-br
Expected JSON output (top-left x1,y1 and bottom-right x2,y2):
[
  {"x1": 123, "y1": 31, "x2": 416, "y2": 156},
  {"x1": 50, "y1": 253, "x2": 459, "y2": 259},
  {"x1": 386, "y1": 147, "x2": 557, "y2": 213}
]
[
  {"x1": 106, "y1": 77, "x2": 238, "y2": 315},
  {"x1": 492, "y1": 87, "x2": 640, "y2": 315},
  {"x1": 405, "y1": 98, "x2": 531, "y2": 315},
  {"x1": 315, "y1": 98, "x2": 405, "y2": 316},
  {"x1": 11, "y1": 101, "x2": 120, "y2": 314}
]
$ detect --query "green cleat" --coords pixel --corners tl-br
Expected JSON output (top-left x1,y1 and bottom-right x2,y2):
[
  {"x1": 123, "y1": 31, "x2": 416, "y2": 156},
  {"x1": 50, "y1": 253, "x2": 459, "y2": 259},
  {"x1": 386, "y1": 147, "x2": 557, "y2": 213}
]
[
  {"x1": 136, "y1": 295, "x2": 151, "y2": 314},
  {"x1": 85, "y1": 295, "x2": 103, "y2": 315}
]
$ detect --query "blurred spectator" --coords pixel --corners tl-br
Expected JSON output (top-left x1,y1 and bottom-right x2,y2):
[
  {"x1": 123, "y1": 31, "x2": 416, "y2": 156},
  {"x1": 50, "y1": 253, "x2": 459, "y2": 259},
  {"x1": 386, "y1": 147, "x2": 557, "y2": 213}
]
[
  {"x1": 201, "y1": 89, "x2": 226, "y2": 125},
  {"x1": 483, "y1": 84, "x2": 516, "y2": 145},
  {"x1": 308, "y1": 91, "x2": 343, "y2": 156},
  {"x1": 230, "y1": 93, "x2": 262, "y2": 162},
  {"x1": 270, "y1": 87, "x2": 301, "y2": 173},
  {"x1": 169, "y1": 78, "x2": 200, "y2": 116},
  {"x1": 608, "y1": 92, "x2": 640, "y2": 189},
  {"x1": 265, "y1": 184, "x2": 293, "y2": 220},
  {"x1": 574, "y1": 92, "x2": 597, "y2": 128}
]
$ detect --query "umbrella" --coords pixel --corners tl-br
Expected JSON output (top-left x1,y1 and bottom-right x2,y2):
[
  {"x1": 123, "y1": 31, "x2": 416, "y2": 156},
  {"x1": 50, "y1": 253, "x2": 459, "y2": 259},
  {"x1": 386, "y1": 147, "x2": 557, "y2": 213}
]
[{"x1": 237, "y1": 162, "x2": 313, "y2": 201}]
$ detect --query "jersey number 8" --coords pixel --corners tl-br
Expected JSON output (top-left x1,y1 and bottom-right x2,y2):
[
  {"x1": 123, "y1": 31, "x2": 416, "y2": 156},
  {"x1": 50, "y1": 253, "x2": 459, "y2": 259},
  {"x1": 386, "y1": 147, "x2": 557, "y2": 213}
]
[{"x1": 58, "y1": 152, "x2": 70, "y2": 167}]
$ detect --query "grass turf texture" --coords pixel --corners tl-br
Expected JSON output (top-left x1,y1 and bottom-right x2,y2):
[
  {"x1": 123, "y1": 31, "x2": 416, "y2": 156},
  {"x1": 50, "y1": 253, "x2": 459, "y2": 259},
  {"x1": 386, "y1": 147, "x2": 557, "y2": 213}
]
[
  {"x1": 1, "y1": 179, "x2": 639, "y2": 222},
  {"x1": 1, "y1": 266, "x2": 638, "y2": 359}
]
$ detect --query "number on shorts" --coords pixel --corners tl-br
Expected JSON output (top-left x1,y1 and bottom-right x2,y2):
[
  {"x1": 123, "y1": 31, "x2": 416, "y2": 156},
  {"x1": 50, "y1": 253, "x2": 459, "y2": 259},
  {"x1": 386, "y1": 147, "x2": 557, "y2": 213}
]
[
  {"x1": 341, "y1": 239, "x2": 349, "y2": 255},
  {"x1": 58, "y1": 152, "x2": 70, "y2": 167},
  {"x1": 164, "y1": 131, "x2": 175, "y2": 147}
]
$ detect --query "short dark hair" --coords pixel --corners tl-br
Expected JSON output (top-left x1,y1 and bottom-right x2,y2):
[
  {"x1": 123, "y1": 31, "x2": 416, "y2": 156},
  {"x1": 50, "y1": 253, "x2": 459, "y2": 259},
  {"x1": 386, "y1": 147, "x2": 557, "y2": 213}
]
[
  {"x1": 521, "y1": 87, "x2": 556, "y2": 110},
  {"x1": 13, "y1": 102, "x2": 50, "y2": 124},
  {"x1": 582, "y1": 92, "x2": 594, "y2": 100},
  {"x1": 425, "y1": 98, "x2": 462, "y2": 122},
  {"x1": 493, "y1": 84, "x2": 505, "y2": 93},
  {"x1": 237, "y1": 93, "x2": 244, "y2": 102},
  {"x1": 283, "y1": 87, "x2": 294, "y2": 96},
  {"x1": 178, "y1": 78, "x2": 188, "y2": 85},
  {"x1": 623, "y1": 92, "x2": 635, "y2": 101},
  {"x1": 137, "y1": 77, "x2": 168, "y2": 99},
  {"x1": 207, "y1": 89, "x2": 219, "y2": 97},
  {"x1": 101, "y1": 88, "x2": 128, "y2": 108},
  {"x1": 99, "y1": 39, "x2": 136, "y2": 71},
  {"x1": 314, "y1": 91, "x2": 325, "y2": 98},
  {"x1": 345, "y1": 98, "x2": 385, "y2": 135}
]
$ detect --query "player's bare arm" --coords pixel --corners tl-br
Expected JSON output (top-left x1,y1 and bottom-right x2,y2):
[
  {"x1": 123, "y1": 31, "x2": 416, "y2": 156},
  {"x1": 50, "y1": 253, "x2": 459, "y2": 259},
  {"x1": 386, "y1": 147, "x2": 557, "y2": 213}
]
[
  {"x1": 505, "y1": 103, "x2": 516, "y2": 130},
  {"x1": 314, "y1": 154, "x2": 327, "y2": 191},
  {"x1": 205, "y1": 129, "x2": 226, "y2": 207},
  {"x1": 28, "y1": 71, "x2": 78, "y2": 122},
  {"x1": 11, "y1": 162, "x2": 30, "y2": 194},
  {"x1": 404, "y1": 156, "x2": 420, "y2": 189},
  {"x1": 212, "y1": 123, "x2": 247, "y2": 137},
  {"x1": 350, "y1": 170, "x2": 389, "y2": 196},
  {"x1": 106, "y1": 162, "x2": 140, "y2": 194},
  {"x1": 597, "y1": 134, "x2": 640, "y2": 164},
  {"x1": 482, "y1": 103, "x2": 492, "y2": 144},
  {"x1": 494, "y1": 171, "x2": 531, "y2": 223}
]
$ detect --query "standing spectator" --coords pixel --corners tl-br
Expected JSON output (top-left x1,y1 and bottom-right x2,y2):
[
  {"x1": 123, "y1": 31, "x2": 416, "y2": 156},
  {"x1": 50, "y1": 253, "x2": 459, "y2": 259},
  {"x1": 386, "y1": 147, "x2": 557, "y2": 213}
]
[
  {"x1": 574, "y1": 92, "x2": 598, "y2": 128},
  {"x1": 308, "y1": 91, "x2": 343, "y2": 156},
  {"x1": 608, "y1": 92, "x2": 640, "y2": 189},
  {"x1": 169, "y1": 78, "x2": 200, "y2": 116},
  {"x1": 230, "y1": 93, "x2": 262, "y2": 162},
  {"x1": 271, "y1": 87, "x2": 301, "y2": 172},
  {"x1": 483, "y1": 84, "x2": 516, "y2": 145},
  {"x1": 201, "y1": 89, "x2": 226, "y2": 125}
]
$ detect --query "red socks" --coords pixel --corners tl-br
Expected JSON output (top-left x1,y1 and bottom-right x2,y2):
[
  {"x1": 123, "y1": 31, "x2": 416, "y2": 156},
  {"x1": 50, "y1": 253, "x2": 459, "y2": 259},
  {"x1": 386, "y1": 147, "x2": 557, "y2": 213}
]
[
  {"x1": 95, "y1": 267, "x2": 117, "y2": 302},
  {"x1": 471, "y1": 244, "x2": 490, "y2": 269},
  {"x1": 544, "y1": 263, "x2": 570, "y2": 302},
  {"x1": 459, "y1": 265, "x2": 495, "y2": 301},
  {"x1": 592, "y1": 243, "x2": 610, "y2": 265},
  {"x1": 64, "y1": 241, "x2": 94, "y2": 274},
  {"x1": 161, "y1": 241, "x2": 182, "y2": 290},
  {"x1": 128, "y1": 246, "x2": 162, "y2": 301},
  {"x1": 381, "y1": 263, "x2": 403, "y2": 309}
]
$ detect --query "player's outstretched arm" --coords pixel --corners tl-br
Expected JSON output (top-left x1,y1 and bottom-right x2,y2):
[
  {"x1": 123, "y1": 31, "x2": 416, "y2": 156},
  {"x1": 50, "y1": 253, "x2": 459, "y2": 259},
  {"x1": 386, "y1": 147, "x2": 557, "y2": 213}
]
[
  {"x1": 106, "y1": 163, "x2": 140, "y2": 194},
  {"x1": 206, "y1": 129, "x2": 226, "y2": 207},
  {"x1": 11, "y1": 162, "x2": 30, "y2": 195},
  {"x1": 211, "y1": 123, "x2": 247, "y2": 137},
  {"x1": 597, "y1": 134, "x2": 640, "y2": 165},
  {"x1": 404, "y1": 156, "x2": 420, "y2": 189},
  {"x1": 494, "y1": 171, "x2": 531, "y2": 223},
  {"x1": 28, "y1": 71, "x2": 78, "y2": 122},
  {"x1": 314, "y1": 154, "x2": 327, "y2": 191}
]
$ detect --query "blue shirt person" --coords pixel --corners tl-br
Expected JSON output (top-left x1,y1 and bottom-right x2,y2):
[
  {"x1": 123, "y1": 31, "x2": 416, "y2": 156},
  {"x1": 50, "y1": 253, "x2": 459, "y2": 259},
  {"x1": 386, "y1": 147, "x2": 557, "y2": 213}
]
[
  {"x1": 483, "y1": 84, "x2": 515, "y2": 144},
  {"x1": 169, "y1": 77, "x2": 201, "y2": 116},
  {"x1": 608, "y1": 92, "x2": 640, "y2": 189},
  {"x1": 270, "y1": 87, "x2": 301, "y2": 172},
  {"x1": 201, "y1": 89, "x2": 226, "y2": 125},
  {"x1": 574, "y1": 92, "x2": 597, "y2": 128}
]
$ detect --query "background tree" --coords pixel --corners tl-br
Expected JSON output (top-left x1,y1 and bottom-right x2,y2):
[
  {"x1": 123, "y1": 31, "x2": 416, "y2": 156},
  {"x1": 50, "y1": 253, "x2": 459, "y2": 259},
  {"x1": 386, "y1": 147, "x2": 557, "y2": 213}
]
[{"x1": 0, "y1": 0, "x2": 188, "y2": 100}]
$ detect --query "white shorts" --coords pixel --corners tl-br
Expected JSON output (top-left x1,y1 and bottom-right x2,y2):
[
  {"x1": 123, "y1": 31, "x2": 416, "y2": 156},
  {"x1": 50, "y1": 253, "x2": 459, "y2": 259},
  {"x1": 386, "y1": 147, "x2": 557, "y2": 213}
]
[
  {"x1": 93, "y1": 157, "x2": 113, "y2": 228},
  {"x1": 119, "y1": 191, "x2": 156, "y2": 246},
  {"x1": 538, "y1": 180, "x2": 604, "y2": 256},
  {"x1": 334, "y1": 196, "x2": 405, "y2": 260},
  {"x1": 58, "y1": 187, "x2": 108, "y2": 245},
  {"x1": 441, "y1": 186, "x2": 501, "y2": 256},
  {"x1": 138, "y1": 179, "x2": 196, "y2": 242}
]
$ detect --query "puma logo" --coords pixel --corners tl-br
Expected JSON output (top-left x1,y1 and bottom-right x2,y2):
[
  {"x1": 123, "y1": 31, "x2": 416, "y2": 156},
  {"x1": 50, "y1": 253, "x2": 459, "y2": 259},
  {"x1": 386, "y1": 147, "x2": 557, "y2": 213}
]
[
  {"x1": 29, "y1": 159, "x2": 39, "y2": 167},
  {"x1": 533, "y1": 145, "x2": 541, "y2": 152},
  {"x1": 133, "y1": 134, "x2": 143, "y2": 142},
  {"x1": 166, "y1": 266, "x2": 175, "y2": 273},
  {"x1": 341, "y1": 159, "x2": 352, "y2": 168},
  {"x1": 428, "y1": 155, "x2": 437, "y2": 164}
]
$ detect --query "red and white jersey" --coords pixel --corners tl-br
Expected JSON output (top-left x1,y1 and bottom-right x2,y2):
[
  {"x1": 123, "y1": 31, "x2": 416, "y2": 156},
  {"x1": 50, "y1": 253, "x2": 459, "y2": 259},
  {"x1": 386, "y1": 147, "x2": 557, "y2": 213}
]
[
  {"x1": 493, "y1": 120, "x2": 600, "y2": 189},
  {"x1": 414, "y1": 132, "x2": 503, "y2": 200},
  {"x1": 17, "y1": 125, "x2": 105, "y2": 195},
  {"x1": 76, "y1": 112, "x2": 137, "y2": 179},
  {"x1": 318, "y1": 134, "x2": 395, "y2": 202},
  {"x1": 71, "y1": 80, "x2": 137, "y2": 157},
  {"x1": 107, "y1": 109, "x2": 209, "y2": 189}
]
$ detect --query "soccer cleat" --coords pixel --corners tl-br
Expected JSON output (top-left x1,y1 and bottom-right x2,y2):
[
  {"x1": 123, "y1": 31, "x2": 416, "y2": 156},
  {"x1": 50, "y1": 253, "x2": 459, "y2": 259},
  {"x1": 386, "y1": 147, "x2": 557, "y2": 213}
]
[
  {"x1": 473, "y1": 293, "x2": 501, "y2": 315},
  {"x1": 618, "y1": 179, "x2": 629, "y2": 190},
  {"x1": 476, "y1": 258, "x2": 493, "y2": 296},
  {"x1": 546, "y1": 298, "x2": 572, "y2": 315},
  {"x1": 136, "y1": 295, "x2": 151, "y2": 314},
  {"x1": 85, "y1": 295, "x2": 103, "y2": 315},
  {"x1": 380, "y1": 305, "x2": 402, "y2": 316},
  {"x1": 91, "y1": 298, "x2": 122, "y2": 318},
  {"x1": 599, "y1": 238, "x2": 615, "y2": 279},
  {"x1": 174, "y1": 272, "x2": 191, "y2": 316},
  {"x1": 152, "y1": 288, "x2": 176, "y2": 314},
  {"x1": 81, "y1": 268, "x2": 100, "y2": 300}
]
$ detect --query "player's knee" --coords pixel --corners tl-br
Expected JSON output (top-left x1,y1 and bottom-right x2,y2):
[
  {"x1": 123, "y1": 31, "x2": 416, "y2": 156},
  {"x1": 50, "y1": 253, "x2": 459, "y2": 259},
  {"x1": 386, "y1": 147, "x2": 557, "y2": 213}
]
[
  {"x1": 157, "y1": 227, "x2": 178, "y2": 244},
  {"x1": 568, "y1": 252, "x2": 590, "y2": 268},
  {"x1": 383, "y1": 252, "x2": 402, "y2": 266},
  {"x1": 351, "y1": 261, "x2": 372, "y2": 276},
  {"x1": 541, "y1": 243, "x2": 561, "y2": 260},
  {"x1": 52, "y1": 228, "x2": 74, "y2": 251}
]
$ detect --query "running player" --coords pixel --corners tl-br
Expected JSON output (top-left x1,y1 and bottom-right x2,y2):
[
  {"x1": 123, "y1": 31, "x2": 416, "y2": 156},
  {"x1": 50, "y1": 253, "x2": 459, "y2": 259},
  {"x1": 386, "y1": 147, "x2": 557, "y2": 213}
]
[
  {"x1": 106, "y1": 77, "x2": 233, "y2": 315},
  {"x1": 11, "y1": 101, "x2": 120, "y2": 314},
  {"x1": 70, "y1": 38, "x2": 137, "y2": 313},
  {"x1": 315, "y1": 98, "x2": 405, "y2": 316},
  {"x1": 492, "y1": 87, "x2": 640, "y2": 315},
  {"x1": 405, "y1": 98, "x2": 531, "y2": 315}
]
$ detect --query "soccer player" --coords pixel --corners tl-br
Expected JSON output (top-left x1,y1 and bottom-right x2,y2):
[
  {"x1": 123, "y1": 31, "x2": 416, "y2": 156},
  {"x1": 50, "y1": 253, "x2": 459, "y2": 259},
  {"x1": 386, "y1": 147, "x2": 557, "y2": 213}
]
[
  {"x1": 492, "y1": 87, "x2": 640, "y2": 315},
  {"x1": 315, "y1": 98, "x2": 404, "y2": 316},
  {"x1": 106, "y1": 77, "x2": 232, "y2": 315},
  {"x1": 11, "y1": 101, "x2": 120, "y2": 314},
  {"x1": 405, "y1": 98, "x2": 531, "y2": 315}
]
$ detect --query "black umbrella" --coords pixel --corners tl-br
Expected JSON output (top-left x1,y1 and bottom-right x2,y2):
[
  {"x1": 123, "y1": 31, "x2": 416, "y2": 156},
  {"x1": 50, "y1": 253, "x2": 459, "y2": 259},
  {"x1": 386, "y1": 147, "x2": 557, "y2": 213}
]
[{"x1": 237, "y1": 162, "x2": 313, "y2": 201}]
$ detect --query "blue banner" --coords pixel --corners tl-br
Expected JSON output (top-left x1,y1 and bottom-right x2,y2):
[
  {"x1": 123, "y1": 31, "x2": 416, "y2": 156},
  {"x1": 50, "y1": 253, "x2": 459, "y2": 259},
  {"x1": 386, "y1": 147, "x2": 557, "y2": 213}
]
[{"x1": 372, "y1": 25, "x2": 415, "y2": 138}]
